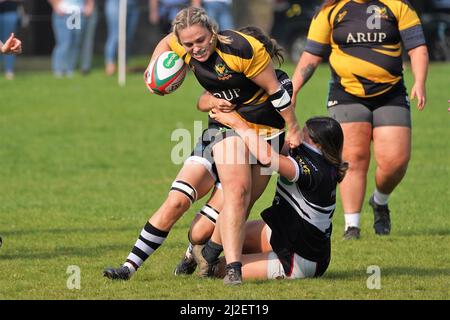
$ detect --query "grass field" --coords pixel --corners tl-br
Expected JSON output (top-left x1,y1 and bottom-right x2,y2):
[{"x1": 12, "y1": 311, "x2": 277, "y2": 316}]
[{"x1": 0, "y1": 60, "x2": 449, "y2": 300}]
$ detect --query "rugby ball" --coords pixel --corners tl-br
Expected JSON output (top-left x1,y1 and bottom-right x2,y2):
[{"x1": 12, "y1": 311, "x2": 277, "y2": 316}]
[{"x1": 144, "y1": 51, "x2": 187, "y2": 95}]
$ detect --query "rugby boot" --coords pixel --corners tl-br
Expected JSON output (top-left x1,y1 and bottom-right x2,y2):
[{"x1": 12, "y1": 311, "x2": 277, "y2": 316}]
[
  {"x1": 174, "y1": 254, "x2": 197, "y2": 276},
  {"x1": 103, "y1": 265, "x2": 132, "y2": 280},
  {"x1": 192, "y1": 245, "x2": 219, "y2": 277},
  {"x1": 223, "y1": 267, "x2": 242, "y2": 285},
  {"x1": 343, "y1": 226, "x2": 361, "y2": 240},
  {"x1": 369, "y1": 195, "x2": 391, "y2": 235}
]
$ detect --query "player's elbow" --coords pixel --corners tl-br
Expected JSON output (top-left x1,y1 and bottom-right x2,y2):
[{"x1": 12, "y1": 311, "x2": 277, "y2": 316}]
[
  {"x1": 196, "y1": 102, "x2": 209, "y2": 112},
  {"x1": 408, "y1": 45, "x2": 429, "y2": 59}
]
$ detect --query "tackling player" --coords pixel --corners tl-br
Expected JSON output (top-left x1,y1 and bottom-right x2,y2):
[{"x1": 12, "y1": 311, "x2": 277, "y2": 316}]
[{"x1": 192, "y1": 112, "x2": 348, "y2": 281}]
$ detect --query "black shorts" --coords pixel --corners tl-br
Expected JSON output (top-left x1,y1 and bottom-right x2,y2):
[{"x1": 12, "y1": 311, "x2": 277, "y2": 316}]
[
  {"x1": 187, "y1": 124, "x2": 285, "y2": 181},
  {"x1": 327, "y1": 80, "x2": 411, "y2": 127},
  {"x1": 261, "y1": 202, "x2": 331, "y2": 277}
]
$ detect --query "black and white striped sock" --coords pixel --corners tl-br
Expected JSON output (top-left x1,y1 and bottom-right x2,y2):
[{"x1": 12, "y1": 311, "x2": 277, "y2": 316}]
[
  {"x1": 199, "y1": 204, "x2": 219, "y2": 224},
  {"x1": 124, "y1": 222, "x2": 168, "y2": 272}
]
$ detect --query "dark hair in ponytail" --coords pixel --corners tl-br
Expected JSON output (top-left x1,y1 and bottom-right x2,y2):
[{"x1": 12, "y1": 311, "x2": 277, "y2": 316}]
[
  {"x1": 238, "y1": 26, "x2": 285, "y2": 67},
  {"x1": 305, "y1": 116, "x2": 348, "y2": 183}
]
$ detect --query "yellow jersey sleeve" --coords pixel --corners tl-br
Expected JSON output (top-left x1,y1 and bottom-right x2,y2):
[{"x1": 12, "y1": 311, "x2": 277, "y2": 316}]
[
  {"x1": 384, "y1": 0, "x2": 421, "y2": 31},
  {"x1": 220, "y1": 32, "x2": 271, "y2": 79},
  {"x1": 241, "y1": 33, "x2": 271, "y2": 79},
  {"x1": 168, "y1": 33, "x2": 190, "y2": 64},
  {"x1": 307, "y1": 7, "x2": 333, "y2": 45}
]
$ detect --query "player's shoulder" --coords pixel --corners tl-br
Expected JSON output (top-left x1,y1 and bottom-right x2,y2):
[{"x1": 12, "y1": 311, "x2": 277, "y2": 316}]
[
  {"x1": 381, "y1": 0, "x2": 414, "y2": 6},
  {"x1": 217, "y1": 30, "x2": 257, "y2": 59},
  {"x1": 168, "y1": 32, "x2": 187, "y2": 59},
  {"x1": 313, "y1": 1, "x2": 342, "y2": 19},
  {"x1": 291, "y1": 145, "x2": 326, "y2": 174},
  {"x1": 311, "y1": 0, "x2": 353, "y2": 27},
  {"x1": 381, "y1": 0, "x2": 417, "y2": 12}
]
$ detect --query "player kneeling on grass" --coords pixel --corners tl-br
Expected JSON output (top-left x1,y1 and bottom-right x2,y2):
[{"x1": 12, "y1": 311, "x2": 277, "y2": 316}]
[{"x1": 190, "y1": 112, "x2": 348, "y2": 280}]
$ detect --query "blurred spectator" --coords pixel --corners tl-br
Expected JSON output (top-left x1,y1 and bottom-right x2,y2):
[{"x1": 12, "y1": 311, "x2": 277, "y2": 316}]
[
  {"x1": 80, "y1": 0, "x2": 97, "y2": 75},
  {"x1": 270, "y1": 1, "x2": 320, "y2": 63},
  {"x1": 202, "y1": 0, "x2": 234, "y2": 30},
  {"x1": 148, "y1": 0, "x2": 199, "y2": 35},
  {"x1": 104, "y1": 0, "x2": 139, "y2": 76},
  {"x1": 431, "y1": 0, "x2": 450, "y2": 12},
  {"x1": 271, "y1": 0, "x2": 290, "y2": 41},
  {"x1": 246, "y1": 0, "x2": 273, "y2": 35},
  {"x1": 49, "y1": 0, "x2": 94, "y2": 78},
  {"x1": 0, "y1": 0, "x2": 22, "y2": 80},
  {"x1": 420, "y1": 0, "x2": 450, "y2": 61},
  {"x1": 431, "y1": 0, "x2": 450, "y2": 60}
]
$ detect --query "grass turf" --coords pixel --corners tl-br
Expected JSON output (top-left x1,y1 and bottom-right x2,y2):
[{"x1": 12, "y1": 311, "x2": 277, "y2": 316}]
[{"x1": 0, "y1": 61, "x2": 449, "y2": 299}]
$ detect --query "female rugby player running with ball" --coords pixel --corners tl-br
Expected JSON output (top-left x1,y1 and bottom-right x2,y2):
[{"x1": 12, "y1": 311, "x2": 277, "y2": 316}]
[{"x1": 104, "y1": 7, "x2": 301, "y2": 285}]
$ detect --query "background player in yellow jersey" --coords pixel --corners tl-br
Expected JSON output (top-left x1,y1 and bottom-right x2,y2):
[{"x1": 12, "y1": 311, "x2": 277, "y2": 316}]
[
  {"x1": 291, "y1": 0, "x2": 428, "y2": 239},
  {"x1": 104, "y1": 7, "x2": 301, "y2": 284}
]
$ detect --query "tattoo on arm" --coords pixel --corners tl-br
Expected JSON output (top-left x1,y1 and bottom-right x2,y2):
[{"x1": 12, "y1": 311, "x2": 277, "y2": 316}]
[{"x1": 300, "y1": 63, "x2": 317, "y2": 86}]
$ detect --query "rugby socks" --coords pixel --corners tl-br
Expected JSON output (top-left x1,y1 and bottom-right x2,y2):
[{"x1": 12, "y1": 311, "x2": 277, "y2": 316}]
[
  {"x1": 202, "y1": 239, "x2": 223, "y2": 264},
  {"x1": 124, "y1": 222, "x2": 169, "y2": 272},
  {"x1": 199, "y1": 204, "x2": 220, "y2": 224},
  {"x1": 373, "y1": 189, "x2": 390, "y2": 206},
  {"x1": 184, "y1": 242, "x2": 194, "y2": 259},
  {"x1": 344, "y1": 213, "x2": 361, "y2": 230}
]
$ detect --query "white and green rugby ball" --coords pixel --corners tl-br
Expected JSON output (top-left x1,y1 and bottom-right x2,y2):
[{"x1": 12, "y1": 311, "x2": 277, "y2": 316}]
[{"x1": 144, "y1": 51, "x2": 187, "y2": 95}]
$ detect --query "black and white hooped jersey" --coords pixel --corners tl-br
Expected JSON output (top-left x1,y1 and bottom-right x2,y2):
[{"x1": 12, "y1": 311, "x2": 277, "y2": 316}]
[
  {"x1": 261, "y1": 143, "x2": 338, "y2": 263},
  {"x1": 169, "y1": 30, "x2": 286, "y2": 137}
]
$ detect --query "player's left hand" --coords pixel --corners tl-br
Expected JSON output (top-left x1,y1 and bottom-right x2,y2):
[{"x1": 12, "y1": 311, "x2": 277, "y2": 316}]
[
  {"x1": 286, "y1": 123, "x2": 302, "y2": 148},
  {"x1": 411, "y1": 81, "x2": 426, "y2": 111},
  {"x1": 209, "y1": 96, "x2": 236, "y2": 113}
]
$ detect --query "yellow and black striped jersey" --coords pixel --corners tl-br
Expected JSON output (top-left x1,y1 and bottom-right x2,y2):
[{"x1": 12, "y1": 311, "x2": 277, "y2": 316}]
[
  {"x1": 305, "y1": 0, "x2": 426, "y2": 98},
  {"x1": 169, "y1": 30, "x2": 286, "y2": 136}
]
